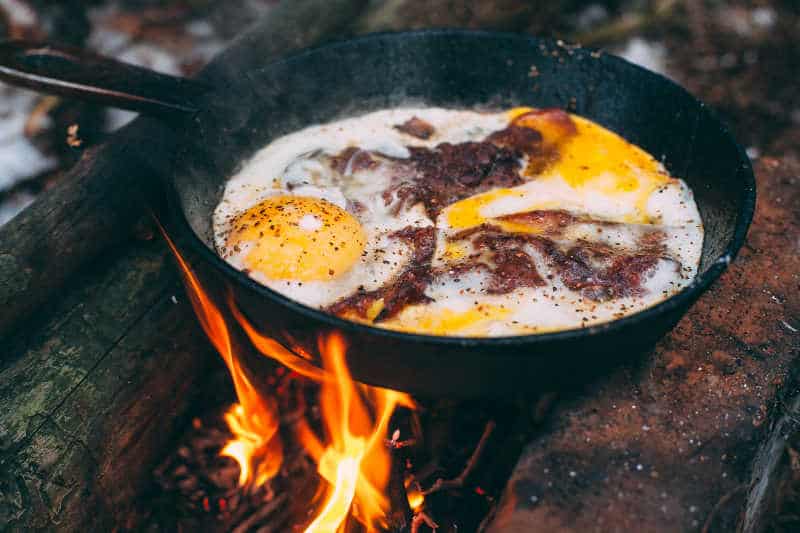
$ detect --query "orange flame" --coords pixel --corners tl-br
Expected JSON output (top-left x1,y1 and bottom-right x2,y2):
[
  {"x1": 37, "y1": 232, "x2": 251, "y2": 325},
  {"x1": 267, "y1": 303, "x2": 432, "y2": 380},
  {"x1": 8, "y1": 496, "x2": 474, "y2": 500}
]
[
  {"x1": 159, "y1": 226, "x2": 282, "y2": 489},
  {"x1": 405, "y1": 478, "x2": 424, "y2": 512},
  {"x1": 158, "y1": 224, "x2": 416, "y2": 531},
  {"x1": 298, "y1": 333, "x2": 412, "y2": 532}
]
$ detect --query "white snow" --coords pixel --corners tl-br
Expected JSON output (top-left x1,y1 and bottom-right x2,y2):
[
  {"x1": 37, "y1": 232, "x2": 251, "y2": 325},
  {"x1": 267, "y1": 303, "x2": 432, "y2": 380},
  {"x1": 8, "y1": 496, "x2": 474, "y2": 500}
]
[
  {"x1": 0, "y1": 0, "x2": 37, "y2": 28},
  {"x1": 619, "y1": 38, "x2": 668, "y2": 76},
  {"x1": 0, "y1": 190, "x2": 35, "y2": 226},
  {"x1": 0, "y1": 84, "x2": 57, "y2": 191}
]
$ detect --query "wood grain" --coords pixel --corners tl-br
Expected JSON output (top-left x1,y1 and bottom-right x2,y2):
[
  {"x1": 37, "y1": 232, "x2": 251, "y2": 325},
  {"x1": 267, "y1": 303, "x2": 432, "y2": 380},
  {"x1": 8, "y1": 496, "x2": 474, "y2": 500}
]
[{"x1": 0, "y1": 235, "x2": 214, "y2": 530}]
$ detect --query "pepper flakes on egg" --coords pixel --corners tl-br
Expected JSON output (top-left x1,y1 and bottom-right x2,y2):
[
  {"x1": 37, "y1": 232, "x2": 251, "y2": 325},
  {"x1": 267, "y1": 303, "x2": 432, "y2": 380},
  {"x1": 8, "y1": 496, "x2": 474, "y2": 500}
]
[{"x1": 226, "y1": 196, "x2": 366, "y2": 282}]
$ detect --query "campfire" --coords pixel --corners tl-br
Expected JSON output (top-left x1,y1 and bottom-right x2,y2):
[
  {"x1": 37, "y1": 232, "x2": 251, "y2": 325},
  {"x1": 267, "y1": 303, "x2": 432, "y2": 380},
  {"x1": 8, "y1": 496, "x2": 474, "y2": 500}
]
[{"x1": 151, "y1": 227, "x2": 515, "y2": 532}]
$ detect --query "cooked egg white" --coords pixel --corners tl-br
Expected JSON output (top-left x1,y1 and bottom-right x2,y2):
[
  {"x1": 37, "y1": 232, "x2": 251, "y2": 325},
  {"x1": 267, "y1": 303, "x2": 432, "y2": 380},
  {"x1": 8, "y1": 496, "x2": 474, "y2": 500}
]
[{"x1": 213, "y1": 107, "x2": 704, "y2": 336}]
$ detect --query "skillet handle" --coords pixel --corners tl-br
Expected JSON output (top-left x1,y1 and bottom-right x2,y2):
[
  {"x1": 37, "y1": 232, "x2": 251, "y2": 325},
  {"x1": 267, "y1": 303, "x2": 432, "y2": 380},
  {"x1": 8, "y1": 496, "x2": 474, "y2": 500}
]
[{"x1": 0, "y1": 40, "x2": 210, "y2": 118}]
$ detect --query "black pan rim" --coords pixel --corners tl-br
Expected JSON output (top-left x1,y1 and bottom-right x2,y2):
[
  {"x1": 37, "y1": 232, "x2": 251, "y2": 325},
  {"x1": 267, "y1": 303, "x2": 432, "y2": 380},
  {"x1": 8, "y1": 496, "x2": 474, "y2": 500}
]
[{"x1": 171, "y1": 28, "x2": 756, "y2": 349}]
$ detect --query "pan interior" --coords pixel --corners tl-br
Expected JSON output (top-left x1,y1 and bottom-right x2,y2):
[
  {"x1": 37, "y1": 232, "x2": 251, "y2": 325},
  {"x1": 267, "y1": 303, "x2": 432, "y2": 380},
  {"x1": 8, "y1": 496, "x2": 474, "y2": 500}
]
[{"x1": 170, "y1": 31, "x2": 752, "y2": 321}]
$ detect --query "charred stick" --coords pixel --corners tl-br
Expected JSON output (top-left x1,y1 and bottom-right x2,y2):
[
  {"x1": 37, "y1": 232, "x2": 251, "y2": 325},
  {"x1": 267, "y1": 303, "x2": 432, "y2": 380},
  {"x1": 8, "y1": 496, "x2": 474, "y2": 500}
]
[
  {"x1": 423, "y1": 420, "x2": 497, "y2": 496},
  {"x1": 701, "y1": 484, "x2": 746, "y2": 533},
  {"x1": 411, "y1": 461, "x2": 441, "y2": 485},
  {"x1": 473, "y1": 398, "x2": 539, "y2": 495},
  {"x1": 386, "y1": 446, "x2": 414, "y2": 531},
  {"x1": 410, "y1": 410, "x2": 425, "y2": 447},
  {"x1": 410, "y1": 511, "x2": 439, "y2": 533},
  {"x1": 230, "y1": 492, "x2": 288, "y2": 533}
]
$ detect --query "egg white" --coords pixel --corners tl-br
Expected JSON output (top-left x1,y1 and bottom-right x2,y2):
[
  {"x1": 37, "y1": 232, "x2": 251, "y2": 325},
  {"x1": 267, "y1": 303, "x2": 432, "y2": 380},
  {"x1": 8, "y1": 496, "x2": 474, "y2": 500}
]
[{"x1": 213, "y1": 107, "x2": 704, "y2": 336}]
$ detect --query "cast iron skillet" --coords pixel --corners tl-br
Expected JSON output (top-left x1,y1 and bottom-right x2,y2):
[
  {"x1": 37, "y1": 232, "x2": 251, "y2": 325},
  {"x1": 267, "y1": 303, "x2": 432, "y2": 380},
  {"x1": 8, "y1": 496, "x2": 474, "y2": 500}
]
[{"x1": 0, "y1": 31, "x2": 755, "y2": 397}]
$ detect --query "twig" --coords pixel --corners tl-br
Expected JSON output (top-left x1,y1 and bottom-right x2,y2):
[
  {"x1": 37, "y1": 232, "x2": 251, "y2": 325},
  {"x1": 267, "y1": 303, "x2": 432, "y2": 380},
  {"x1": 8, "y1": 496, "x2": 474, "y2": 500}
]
[
  {"x1": 423, "y1": 420, "x2": 496, "y2": 496},
  {"x1": 410, "y1": 511, "x2": 439, "y2": 533},
  {"x1": 570, "y1": 0, "x2": 679, "y2": 45},
  {"x1": 230, "y1": 492, "x2": 287, "y2": 533},
  {"x1": 410, "y1": 411, "x2": 425, "y2": 446},
  {"x1": 386, "y1": 438, "x2": 418, "y2": 449},
  {"x1": 684, "y1": 0, "x2": 711, "y2": 55},
  {"x1": 406, "y1": 461, "x2": 440, "y2": 489},
  {"x1": 701, "y1": 484, "x2": 746, "y2": 533},
  {"x1": 24, "y1": 96, "x2": 60, "y2": 138},
  {"x1": 386, "y1": 446, "x2": 413, "y2": 531}
]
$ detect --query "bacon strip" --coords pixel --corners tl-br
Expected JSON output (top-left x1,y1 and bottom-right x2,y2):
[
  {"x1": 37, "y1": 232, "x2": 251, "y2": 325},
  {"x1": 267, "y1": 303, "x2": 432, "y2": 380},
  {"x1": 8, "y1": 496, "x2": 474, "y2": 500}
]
[
  {"x1": 394, "y1": 116, "x2": 436, "y2": 139},
  {"x1": 321, "y1": 110, "x2": 674, "y2": 319},
  {"x1": 326, "y1": 226, "x2": 435, "y2": 321}
]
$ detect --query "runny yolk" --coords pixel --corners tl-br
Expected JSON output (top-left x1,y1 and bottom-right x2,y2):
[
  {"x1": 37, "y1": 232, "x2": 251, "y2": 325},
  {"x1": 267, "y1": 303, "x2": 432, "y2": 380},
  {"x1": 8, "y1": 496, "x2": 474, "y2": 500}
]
[
  {"x1": 226, "y1": 196, "x2": 365, "y2": 282},
  {"x1": 443, "y1": 108, "x2": 674, "y2": 230},
  {"x1": 443, "y1": 188, "x2": 520, "y2": 230},
  {"x1": 381, "y1": 304, "x2": 512, "y2": 336},
  {"x1": 550, "y1": 115, "x2": 668, "y2": 192},
  {"x1": 510, "y1": 106, "x2": 670, "y2": 188}
]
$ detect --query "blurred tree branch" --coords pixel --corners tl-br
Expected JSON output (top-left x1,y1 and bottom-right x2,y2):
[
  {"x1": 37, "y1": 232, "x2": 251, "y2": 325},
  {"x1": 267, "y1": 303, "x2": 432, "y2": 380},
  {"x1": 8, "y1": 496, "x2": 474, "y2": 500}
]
[{"x1": 570, "y1": 0, "x2": 680, "y2": 45}]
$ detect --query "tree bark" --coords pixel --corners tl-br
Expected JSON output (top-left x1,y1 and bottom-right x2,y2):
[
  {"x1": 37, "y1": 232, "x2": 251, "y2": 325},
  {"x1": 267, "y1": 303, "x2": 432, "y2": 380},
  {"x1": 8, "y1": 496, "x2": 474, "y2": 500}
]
[{"x1": 0, "y1": 234, "x2": 215, "y2": 530}]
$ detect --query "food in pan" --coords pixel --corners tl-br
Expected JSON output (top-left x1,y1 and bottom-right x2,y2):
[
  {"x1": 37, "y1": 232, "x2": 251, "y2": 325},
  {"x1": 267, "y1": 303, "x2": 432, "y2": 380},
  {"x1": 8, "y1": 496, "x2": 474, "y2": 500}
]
[{"x1": 213, "y1": 107, "x2": 703, "y2": 337}]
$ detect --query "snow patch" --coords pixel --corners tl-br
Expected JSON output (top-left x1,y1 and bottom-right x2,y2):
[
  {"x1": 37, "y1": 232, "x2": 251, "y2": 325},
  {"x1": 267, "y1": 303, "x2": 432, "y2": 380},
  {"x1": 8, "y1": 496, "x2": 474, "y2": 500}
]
[
  {"x1": 619, "y1": 38, "x2": 668, "y2": 76},
  {"x1": 0, "y1": 0, "x2": 38, "y2": 27},
  {"x1": 0, "y1": 190, "x2": 35, "y2": 226},
  {"x1": 0, "y1": 84, "x2": 57, "y2": 191}
]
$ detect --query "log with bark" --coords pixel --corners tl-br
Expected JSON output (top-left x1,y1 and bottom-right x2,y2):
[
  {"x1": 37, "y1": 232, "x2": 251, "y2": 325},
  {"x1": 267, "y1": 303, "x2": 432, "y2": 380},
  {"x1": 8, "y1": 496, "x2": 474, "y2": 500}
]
[{"x1": 0, "y1": 234, "x2": 214, "y2": 530}]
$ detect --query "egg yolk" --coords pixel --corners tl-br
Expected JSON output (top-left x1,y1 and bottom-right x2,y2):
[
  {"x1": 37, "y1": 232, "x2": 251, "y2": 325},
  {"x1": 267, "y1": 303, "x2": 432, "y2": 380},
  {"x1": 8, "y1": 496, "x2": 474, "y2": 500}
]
[
  {"x1": 510, "y1": 106, "x2": 669, "y2": 188},
  {"x1": 443, "y1": 187, "x2": 559, "y2": 231},
  {"x1": 444, "y1": 188, "x2": 519, "y2": 230},
  {"x1": 443, "y1": 108, "x2": 674, "y2": 230},
  {"x1": 226, "y1": 196, "x2": 365, "y2": 282},
  {"x1": 381, "y1": 304, "x2": 511, "y2": 336}
]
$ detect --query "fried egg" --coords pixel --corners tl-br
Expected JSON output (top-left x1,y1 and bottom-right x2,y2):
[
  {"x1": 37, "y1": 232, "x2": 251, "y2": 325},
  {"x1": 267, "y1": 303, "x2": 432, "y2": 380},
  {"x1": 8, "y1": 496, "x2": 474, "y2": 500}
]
[{"x1": 213, "y1": 107, "x2": 703, "y2": 336}]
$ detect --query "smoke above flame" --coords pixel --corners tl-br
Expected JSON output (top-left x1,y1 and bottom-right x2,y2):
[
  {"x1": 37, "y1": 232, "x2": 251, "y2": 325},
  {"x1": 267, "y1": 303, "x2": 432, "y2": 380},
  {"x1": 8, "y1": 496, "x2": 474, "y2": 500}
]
[{"x1": 159, "y1": 225, "x2": 416, "y2": 532}]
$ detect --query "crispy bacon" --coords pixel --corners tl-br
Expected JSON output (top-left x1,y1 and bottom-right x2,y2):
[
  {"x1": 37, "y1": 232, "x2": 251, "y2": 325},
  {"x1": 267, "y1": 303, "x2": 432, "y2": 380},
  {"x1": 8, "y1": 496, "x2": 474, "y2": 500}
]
[
  {"x1": 529, "y1": 236, "x2": 665, "y2": 301},
  {"x1": 485, "y1": 248, "x2": 545, "y2": 294},
  {"x1": 327, "y1": 226, "x2": 435, "y2": 321},
  {"x1": 321, "y1": 110, "x2": 673, "y2": 320},
  {"x1": 497, "y1": 209, "x2": 577, "y2": 236},
  {"x1": 331, "y1": 109, "x2": 580, "y2": 218},
  {"x1": 403, "y1": 141, "x2": 525, "y2": 218},
  {"x1": 394, "y1": 116, "x2": 435, "y2": 139},
  {"x1": 484, "y1": 124, "x2": 542, "y2": 153},
  {"x1": 464, "y1": 226, "x2": 670, "y2": 301}
]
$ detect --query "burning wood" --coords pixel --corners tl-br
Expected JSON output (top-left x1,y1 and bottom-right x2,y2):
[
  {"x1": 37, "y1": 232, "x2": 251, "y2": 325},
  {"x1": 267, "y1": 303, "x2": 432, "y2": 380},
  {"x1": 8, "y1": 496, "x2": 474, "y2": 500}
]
[
  {"x1": 421, "y1": 420, "x2": 496, "y2": 497},
  {"x1": 161, "y1": 225, "x2": 418, "y2": 531},
  {"x1": 148, "y1": 223, "x2": 520, "y2": 532}
]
